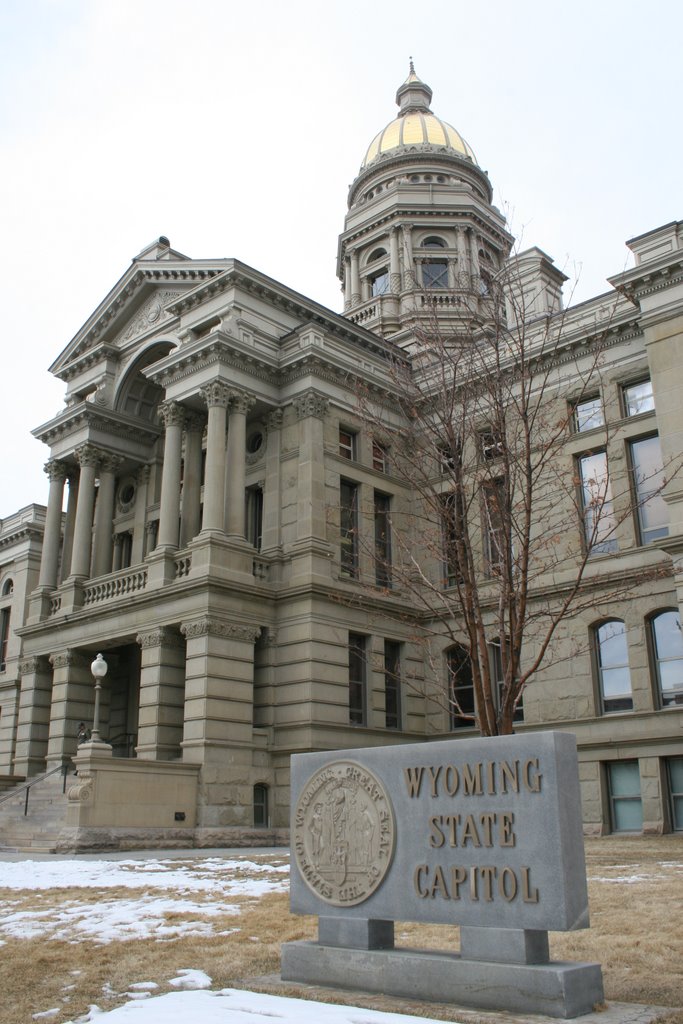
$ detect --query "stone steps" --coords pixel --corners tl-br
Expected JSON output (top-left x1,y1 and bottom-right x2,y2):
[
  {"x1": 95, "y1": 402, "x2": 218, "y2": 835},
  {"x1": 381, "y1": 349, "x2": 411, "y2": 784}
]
[{"x1": 0, "y1": 769, "x2": 76, "y2": 853}]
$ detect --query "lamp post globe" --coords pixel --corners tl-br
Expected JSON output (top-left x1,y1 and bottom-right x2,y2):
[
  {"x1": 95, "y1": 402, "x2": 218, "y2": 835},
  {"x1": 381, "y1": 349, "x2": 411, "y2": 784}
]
[{"x1": 90, "y1": 653, "x2": 108, "y2": 743}]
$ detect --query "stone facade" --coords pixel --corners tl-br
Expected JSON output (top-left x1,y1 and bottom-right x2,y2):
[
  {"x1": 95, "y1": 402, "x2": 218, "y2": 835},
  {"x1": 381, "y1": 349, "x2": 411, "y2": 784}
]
[{"x1": 0, "y1": 68, "x2": 682, "y2": 846}]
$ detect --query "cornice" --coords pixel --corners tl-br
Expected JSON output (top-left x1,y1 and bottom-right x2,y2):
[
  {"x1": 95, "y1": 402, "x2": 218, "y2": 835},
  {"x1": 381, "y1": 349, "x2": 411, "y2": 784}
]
[
  {"x1": 32, "y1": 403, "x2": 162, "y2": 447},
  {"x1": 0, "y1": 523, "x2": 44, "y2": 550},
  {"x1": 609, "y1": 255, "x2": 683, "y2": 306}
]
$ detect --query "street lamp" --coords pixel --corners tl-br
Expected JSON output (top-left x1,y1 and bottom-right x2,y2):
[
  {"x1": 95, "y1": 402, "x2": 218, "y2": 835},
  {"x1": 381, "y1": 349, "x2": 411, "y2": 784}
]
[{"x1": 90, "y1": 653, "x2": 108, "y2": 743}]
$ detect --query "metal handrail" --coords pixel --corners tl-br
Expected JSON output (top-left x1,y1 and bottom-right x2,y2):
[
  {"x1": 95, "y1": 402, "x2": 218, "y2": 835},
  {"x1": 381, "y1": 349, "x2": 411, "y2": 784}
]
[{"x1": 0, "y1": 760, "x2": 74, "y2": 814}]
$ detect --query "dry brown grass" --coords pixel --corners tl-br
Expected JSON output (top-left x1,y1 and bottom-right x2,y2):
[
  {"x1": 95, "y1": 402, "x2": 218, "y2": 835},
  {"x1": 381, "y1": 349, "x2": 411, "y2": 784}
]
[{"x1": 0, "y1": 837, "x2": 680, "y2": 1024}]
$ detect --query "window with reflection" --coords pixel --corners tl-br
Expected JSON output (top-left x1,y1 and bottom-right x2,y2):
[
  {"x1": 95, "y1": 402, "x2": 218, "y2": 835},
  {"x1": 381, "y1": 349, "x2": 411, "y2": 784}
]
[
  {"x1": 623, "y1": 378, "x2": 655, "y2": 417},
  {"x1": 578, "y1": 451, "x2": 618, "y2": 554},
  {"x1": 595, "y1": 620, "x2": 633, "y2": 712},
  {"x1": 630, "y1": 435, "x2": 669, "y2": 544},
  {"x1": 489, "y1": 638, "x2": 523, "y2": 723},
  {"x1": 650, "y1": 610, "x2": 683, "y2": 707},
  {"x1": 607, "y1": 761, "x2": 643, "y2": 832},
  {"x1": 447, "y1": 645, "x2": 475, "y2": 729},
  {"x1": 370, "y1": 270, "x2": 389, "y2": 296},
  {"x1": 573, "y1": 396, "x2": 604, "y2": 433},
  {"x1": 349, "y1": 633, "x2": 367, "y2": 725}
]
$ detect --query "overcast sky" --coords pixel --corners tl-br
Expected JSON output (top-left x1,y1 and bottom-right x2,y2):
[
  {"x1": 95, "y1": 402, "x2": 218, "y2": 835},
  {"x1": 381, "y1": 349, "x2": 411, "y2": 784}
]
[{"x1": 1, "y1": 0, "x2": 681, "y2": 519}]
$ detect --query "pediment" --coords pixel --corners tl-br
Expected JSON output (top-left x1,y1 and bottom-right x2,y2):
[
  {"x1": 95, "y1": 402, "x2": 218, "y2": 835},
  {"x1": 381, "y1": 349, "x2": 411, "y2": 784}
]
[{"x1": 50, "y1": 240, "x2": 229, "y2": 380}]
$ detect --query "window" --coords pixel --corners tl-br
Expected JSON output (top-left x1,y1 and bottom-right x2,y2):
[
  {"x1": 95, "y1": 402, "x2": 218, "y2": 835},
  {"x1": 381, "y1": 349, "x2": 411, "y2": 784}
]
[
  {"x1": 650, "y1": 611, "x2": 683, "y2": 707},
  {"x1": 374, "y1": 491, "x2": 391, "y2": 588},
  {"x1": 340, "y1": 480, "x2": 359, "y2": 577},
  {"x1": 1, "y1": 579, "x2": 14, "y2": 596},
  {"x1": 246, "y1": 486, "x2": 264, "y2": 551},
  {"x1": 422, "y1": 236, "x2": 446, "y2": 249},
  {"x1": 479, "y1": 429, "x2": 504, "y2": 461},
  {"x1": 447, "y1": 645, "x2": 475, "y2": 729},
  {"x1": 0, "y1": 607, "x2": 10, "y2": 672},
  {"x1": 370, "y1": 270, "x2": 389, "y2": 296},
  {"x1": 667, "y1": 758, "x2": 683, "y2": 830},
  {"x1": 253, "y1": 784, "x2": 269, "y2": 827},
  {"x1": 629, "y1": 435, "x2": 668, "y2": 544},
  {"x1": 489, "y1": 639, "x2": 523, "y2": 724},
  {"x1": 422, "y1": 260, "x2": 448, "y2": 289},
  {"x1": 441, "y1": 491, "x2": 462, "y2": 588},
  {"x1": 578, "y1": 451, "x2": 617, "y2": 554},
  {"x1": 483, "y1": 479, "x2": 506, "y2": 574},
  {"x1": 384, "y1": 640, "x2": 401, "y2": 729},
  {"x1": 623, "y1": 378, "x2": 655, "y2": 417},
  {"x1": 573, "y1": 396, "x2": 604, "y2": 433},
  {"x1": 595, "y1": 620, "x2": 633, "y2": 712},
  {"x1": 349, "y1": 633, "x2": 367, "y2": 725},
  {"x1": 119, "y1": 531, "x2": 133, "y2": 570},
  {"x1": 607, "y1": 761, "x2": 643, "y2": 832},
  {"x1": 372, "y1": 440, "x2": 389, "y2": 473},
  {"x1": 339, "y1": 428, "x2": 356, "y2": 461}
]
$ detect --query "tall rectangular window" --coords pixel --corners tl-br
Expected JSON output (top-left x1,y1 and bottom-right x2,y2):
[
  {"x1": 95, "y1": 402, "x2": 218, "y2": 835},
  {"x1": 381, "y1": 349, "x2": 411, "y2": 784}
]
[
  {"x1": 595, "y1": 620, "x2": 633, "y2": 713},
  {"x1": 650, "y1": 611, "x2": 683, "y2": 708},
  {"x1": 349, "y1": 633, "x2": 366, "y2": 725},
  {"x1": 384, "y1": 640, "x2": 401, "y2": 729},
  {"x1": 374, "y1": 491, "x2": 391, "y2": 587},
  {"x1": 623, "y1": 378, "x2": 655, "y2": 417},
  {"x1": 483, "y1": 479, "x2": 505, "y2": 574},
  {"x1": 578, "y1": 451, "x2": 618, "y2": 554},
  {"x1": 0, "y1": 607, "x2": 10, "y2": 671},
  {"x1": 447, "y1": 645, "x2": 475, "y2": 730},
  {"x1": 246, "y1": 486, "x2": 264, "y2": 550},
  {"x1": 489, "y1": 639, "x2": 523, "y2": 723},
  {"x1": 340, "y1": 480, "x2": 359, "y2": 578},
  {"x1": 607, "y1": 761, "x2": 643, "y2": 832},
  {"x1": 667, "y1": 758, "x2": 683, "y2": 831},
  {"x1": 630, "y1": 435, "x2": 669, "y2": 545},
  {"x1": 441, "y1": 492, "x2": 462, "y2": 588},
  {"x1": 572, "y1": 396, "x2": 604, "y2": 432},
  {"x1": 422, "y1": 259, "x2": 448, "y2": 289},
  {"x1": 372, "y1": 441, "x2": 389, "y2": 473}
]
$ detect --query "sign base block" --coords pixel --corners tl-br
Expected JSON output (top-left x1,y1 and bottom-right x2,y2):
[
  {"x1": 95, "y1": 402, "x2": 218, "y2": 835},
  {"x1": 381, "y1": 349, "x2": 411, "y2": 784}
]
[{"x1": 281, "y1": 941, "x2": 604, "y2": 1020}]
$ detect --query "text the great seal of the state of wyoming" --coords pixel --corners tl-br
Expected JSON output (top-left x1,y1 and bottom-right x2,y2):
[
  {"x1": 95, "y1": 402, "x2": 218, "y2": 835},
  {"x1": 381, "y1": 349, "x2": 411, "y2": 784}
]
[{"x1": 293, "y1": 761, "x2": 396, "y2": 907}]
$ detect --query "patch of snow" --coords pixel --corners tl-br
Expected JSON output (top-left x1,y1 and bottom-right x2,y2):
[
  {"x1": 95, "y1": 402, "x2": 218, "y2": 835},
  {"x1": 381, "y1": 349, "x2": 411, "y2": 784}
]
[
  {"x1": 168, "y1": 969, "x2": 212, "y2": 990},
  {"x1": 32, "y1": 1010, "x2": 60, "y2": 1020}
]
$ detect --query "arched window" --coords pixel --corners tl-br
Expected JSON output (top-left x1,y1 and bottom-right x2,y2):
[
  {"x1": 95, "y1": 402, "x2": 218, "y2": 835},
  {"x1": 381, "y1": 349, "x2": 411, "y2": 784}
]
[
  {"x1": 368, "y1": 247, "x2": 388, "y2": 263},
  {"x1": 1, "y1": 578, "x2": 14, "y2": 596},
  {"x1": 447, "y1": 645, "x2": 474, "y2": 729},
  {"x1": 366, "y1": 248, "x2": 389, "y2": 296},
  {"x1": 253, "y1": 784, "x2": 269, "y2": 827},
  {"x1": 420, "y1": 238, "x2": 448, "y2": 289},
  {"x1": 421, "y1": 236, "x2": 446, "y2": 249},
  {"x1": 594, "y1": 620, "x2": 633, "y2": 713},
  {"x1": 650, "y1": 610, "x2": 683, "y2": 707}
]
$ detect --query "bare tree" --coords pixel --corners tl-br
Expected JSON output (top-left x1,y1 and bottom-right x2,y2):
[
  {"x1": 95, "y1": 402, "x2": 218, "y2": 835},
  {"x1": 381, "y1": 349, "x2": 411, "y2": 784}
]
[{"x1": 350, "y1": 262, "x2": 678, "y2": 736}]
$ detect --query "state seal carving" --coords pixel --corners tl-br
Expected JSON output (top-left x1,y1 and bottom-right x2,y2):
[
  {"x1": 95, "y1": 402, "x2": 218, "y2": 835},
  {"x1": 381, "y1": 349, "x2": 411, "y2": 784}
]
[{"x1": 293, "y1": 761, "x2": 395, "y2": 907}]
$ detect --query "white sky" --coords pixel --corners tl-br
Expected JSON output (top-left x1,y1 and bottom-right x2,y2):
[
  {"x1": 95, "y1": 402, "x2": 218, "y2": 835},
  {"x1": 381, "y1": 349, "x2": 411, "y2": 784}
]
[{"x1": 1, "y1": 0, "x2": 681, "y2": 518}]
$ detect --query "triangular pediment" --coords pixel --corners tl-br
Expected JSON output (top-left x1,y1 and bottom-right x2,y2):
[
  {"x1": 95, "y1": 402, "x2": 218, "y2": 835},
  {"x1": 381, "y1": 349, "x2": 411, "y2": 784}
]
[{"x1": 50, "y1": 238, "x2": 229, "y2": 379}]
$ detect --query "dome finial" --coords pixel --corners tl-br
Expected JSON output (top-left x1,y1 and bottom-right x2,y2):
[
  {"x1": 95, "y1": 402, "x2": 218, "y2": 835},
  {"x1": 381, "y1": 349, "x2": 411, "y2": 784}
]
[{"x1": 409, "y1": 56, "x2": 415, "y2": 75}]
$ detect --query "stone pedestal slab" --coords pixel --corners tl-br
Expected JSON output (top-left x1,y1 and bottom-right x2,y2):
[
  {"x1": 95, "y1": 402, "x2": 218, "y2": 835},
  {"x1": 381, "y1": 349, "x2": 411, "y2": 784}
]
[{"x1": 281, "y1": 942, "x2": 604, "y2": 1019}]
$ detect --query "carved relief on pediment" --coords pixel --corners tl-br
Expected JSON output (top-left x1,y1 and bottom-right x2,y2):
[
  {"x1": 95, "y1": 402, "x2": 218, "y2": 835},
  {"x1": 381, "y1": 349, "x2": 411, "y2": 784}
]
[{"x1": 114, "y1": 289, "x2": 184, "y2": 346}]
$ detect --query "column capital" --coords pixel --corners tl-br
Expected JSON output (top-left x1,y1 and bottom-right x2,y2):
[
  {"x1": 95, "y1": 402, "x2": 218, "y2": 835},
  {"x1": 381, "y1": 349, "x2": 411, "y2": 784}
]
[
  {"x1": 100, "y1": 453, "x2": 123, "y2": 475},
  {"x1": 44, "y1": 459, "x2": 68, "y2": 483},
  {"x1": 75, "y1": 444, "x2": 102, "y2": 470},
  {"x1": 184, "y1": 410, "x2": 206, "y2": 433},
  {"x1": 157, "y1": 400, "x2": 186, "y2": 429},
  {"x1": 136, "y1": 626, "x2": 184, "y2": 650},
  {"x1": 49, "y1": 650, "x2": 89, "y2": 670},
  {"x1": 228, "y1": 390, "x2": 256, "y2": 415},
  {"x1": 18, "y1": 656, "x2": 43, "y2": 676},
  {"x1": 293, "y1": 390, "x2": 329, "y2": 421},
  {"x1": 267, "y1": 408, "x2": 284, "y2": 431},
  {"x1": 137, "y1": 464, "x2": 151, "y2": 485},
  {"x1": 180, "y1": 617, "x2": 261, "y2": 643},
  {"x1": 201, "y1": 381, "x2": 231, "y2": 409}
]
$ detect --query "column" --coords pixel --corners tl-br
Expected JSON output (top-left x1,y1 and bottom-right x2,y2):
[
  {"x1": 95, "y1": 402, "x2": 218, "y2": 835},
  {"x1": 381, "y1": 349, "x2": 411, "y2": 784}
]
[
  {"x1": 156, "y1": 401, "x2": 185, "y2": 549},
  {"x1": 112, "y1": 533, "x2": 124, "y2": 572},
  {"x1": 344, "y1": 257, "x2": 352, "y2": 309},
  {"x1": 456, "y1": 227, "x2": 468, "y2": 288},
  {"x1": 130, "y1": 465, "x2": 150, "y2": 564},
  {"x1": 92, "y1": 454, "x2": 122, "y2": 577},
  {"x1": 46, "y1": 650, "x2": 94, "y2": 765},
  {"x1": 70, "y1": 445, "x2": 101, "y2": 579},
  {"x1": 59, "y1": 471, "x2": 78, "y2": 582},
  {"x1": 293, "y1": 391, "x2": 329, "y2": 543},
  {"x1": 390, "y1": 228, "x2": 401, "y2": 294},
  {"x1": 38, "y1": 460, "x2": 67, "y2": 589},
  {"x1": 401, "y1": 225, "x2": 415, "y2": 289},
  {"x1": 13, "y1": 656, "x2": 53, "y2": 776},
  {"x1": 180, "y1": 412, "x2": 204, "y2": 546},
  {"x1": 261, "y1": 409, "x2": 283, "y2": 552},
  {"x1": 225, "y1": 391, "x2": 254, "y2": 537},
  {"x1": 136, "y1": 627, "x2": 186, "y2": 760},
  {"x1": 351, "y1": 250, "x2": 361, "y2": 305},
  {"x1": 200, "y1": 381, "x2": 231, "y2": 533}
]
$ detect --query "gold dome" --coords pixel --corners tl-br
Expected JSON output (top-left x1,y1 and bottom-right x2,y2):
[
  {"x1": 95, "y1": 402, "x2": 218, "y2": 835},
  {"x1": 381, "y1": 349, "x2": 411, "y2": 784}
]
[{"x1": 361, "y1": 64, "x2": 477, "y2": 169}]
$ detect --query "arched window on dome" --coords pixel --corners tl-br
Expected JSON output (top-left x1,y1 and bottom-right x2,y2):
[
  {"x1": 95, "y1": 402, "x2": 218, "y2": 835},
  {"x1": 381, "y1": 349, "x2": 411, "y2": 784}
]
[
  {"x1": 420, "y1": 237, "x2": 448, "y2": 290},
  {"x1": 366, "y1": 247, "x2": 389, "y2": 298}
]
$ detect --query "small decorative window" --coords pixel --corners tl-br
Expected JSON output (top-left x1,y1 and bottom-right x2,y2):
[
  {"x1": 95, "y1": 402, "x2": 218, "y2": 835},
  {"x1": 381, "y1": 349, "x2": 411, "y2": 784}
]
[
  {"x1": 421, "y1": 237, "x2": 446, "y2": 249},
  {"x1": 339, "y1": 428, "x2": 356, "y2": 461},
  {"x1": 623, "y1": 378, "x2": 655, "y2": 417},
  {"x1": 1, "y1": 578, "x2": 14, "y2": 597},
  {"x1": 573, "y1": 396, "x2": 604, "y2": 433},
  {"x1": 253, "y1": 784, "x2": 269, "y2": 827},
  {"x1": 246, "y1": 431, "x2": 264, "y2": 454}
]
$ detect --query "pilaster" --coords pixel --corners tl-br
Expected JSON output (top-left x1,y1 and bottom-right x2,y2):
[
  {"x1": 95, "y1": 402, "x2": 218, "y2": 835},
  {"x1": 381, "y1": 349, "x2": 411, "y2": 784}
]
[
  {"x1": 136, "y1": 627, "x2": 186, "y2": 761},
  {"x1": 13, "y1": 655, "x2": 53, "y2": 777},
  {"x1": 46, "y1": 650, "x2": 95, "y2": 766}
]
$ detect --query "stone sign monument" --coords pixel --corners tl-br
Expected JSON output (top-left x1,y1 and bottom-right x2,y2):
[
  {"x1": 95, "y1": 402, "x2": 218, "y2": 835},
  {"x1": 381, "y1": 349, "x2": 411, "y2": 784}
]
[{"x1": 282, "y1": 731, "x2": 604, "y2": 1018}]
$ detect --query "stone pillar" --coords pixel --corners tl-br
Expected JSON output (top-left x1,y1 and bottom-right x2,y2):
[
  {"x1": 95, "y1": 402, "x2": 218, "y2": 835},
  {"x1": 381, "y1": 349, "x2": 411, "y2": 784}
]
[
  {"x1": 390, "y1": 228, "x2": 401, "y2": 294},
  {"x1": 70, "y1": 445, "x2": 101, "y2": 579},
  {"x1": 156, "y1": 401, "x2": 185, "y2": 550},
  {"x1": 136, "y1": 627, "x2": 186, "y2": 761},
  {"x1": 38, "y1": 460, "x2": 67, "y2": 589},
  {"x1": 225, "y1": 391, "x2": 254, "y2": 538},
  {"x1": 60, "y1": 471, "x2": 78, "y2": 582},
  {"x1": 262, "y1": 409, "x2": 283, "y2": 552},
  {"x1": 293, "y1": 391, "x2": 329, "y2": 543},
  {"x1": 46, "y1": 651, "x2": 95, "y2": 765},
  {"x1": 144, "y1": 519, "x2": 158, "y2": 557},
  {"x1": 180, "y1": 412, "x2": 205, "y2": 546},
  {"x1": 131, "y1": 465, "x2": 150, "y2": 564},
  {"x1": 200, "y1": 382, "x2": 231, "y2": 533},
  {"x1": 13, "y1": 656, "x2": 53, "y2": 777},
  {"x1": 456, "y1": 227, "x2": 468, "y2": 288},
  {"x1": 350, "y1": 250, "x2": 361, "y2": 305},
  {"x1": 92, "y1": 454, "x2": 122, "y2": 577},
  {"x1": 401, "y1": 225, "x2": 414, "y2": 289},
  {"x1": 344, "y1": 257, "x2": 352, "y2": 309},
  {"x1": 469, "y1": 230, "x2": 481, "y2": 280},
  {"x1": 180, "y1": 618, "x2": 259, "y2": 795},
  {"x1": 112, "y1": 533, "x2": 124, "y2": 572}
]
